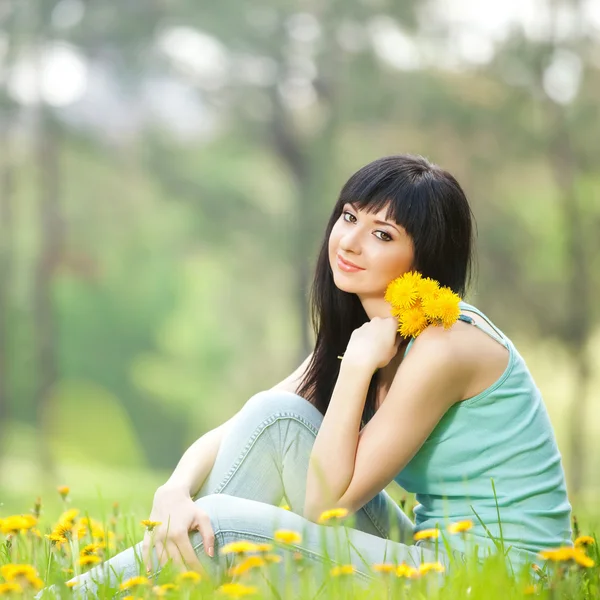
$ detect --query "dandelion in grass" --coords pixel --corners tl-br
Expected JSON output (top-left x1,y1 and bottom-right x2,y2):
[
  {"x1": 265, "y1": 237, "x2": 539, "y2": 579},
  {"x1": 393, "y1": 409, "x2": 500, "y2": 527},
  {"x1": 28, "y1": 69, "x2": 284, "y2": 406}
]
[
  {"x1": 396, "y1": 563, "x2": 418, "y2": 578},
  {"x1": 153, "y1": 583, "x2": 178, "y2": 596},
  {"x1": 0, "y1": 515, "x2": 38, "y2": 536},
  {"x1": 177, "y1": 571, "x2": 202, "y2": 584},
  {"x1": 80, "y1": 542, "x2": 104, "y2": 556},
  {"x1": 217, "y1": 582, "x2": 258, "y2": 597},
  {"x1": 119, "y1": 576, "x2": 151, "y2": 591},
  {"x1": 66, "y1": 581, "x2": 78, "y2": 589},
  {"x1": 524, "y1": 584, "x2": 539, "y2": 595},
  {"x1": 57, "y1": 485, "x2": 70, "y2": 499},
  {"x1": 573, "y1": 548, "x2": 595, "y2": 568},
  {"x1": 539, "y1": 547, "x2": 576, "y2": 562},
  {"x1": 78, "y1": 555, "x2": 102, "y2": 567},
  {"x1": 0, "y1": 582, "x2": 22, "y2": 595},
  {"x1": 280, "y1": 504, "x2": 291, "y2": 511},
  {"x1": 413, "y1": 528, "x2": 440, "y2": 541},
  {"x1": 122, "y1": 596, "x2": 145, "y2": 600},
  {"x1": 575, "y1": 535, "x2": 594, "y2": 547},
  {"x1": 274, "y1": 530, "x2": 302, "y2": 544},
  {"x1": 229, "y1": 556, "x2": 265, "y2": 577},
  {"x1": 58, "y1": 508, "x2": 79, "y2": 525},
  {"x1": 372, "y1": 563, "x2": 396, "y2": 574},
  {"x1": 264, "y1": 554, "x2": 282, "y2": 564},
  {"x1": 318, "y1": 508, "x2": 349, "y2": 524},
  {"x1": 140, "y1": 520, "x2": 162, "y2": 532},
  {"x1": 220, "y1": 541, "x2": 261, "y2": 555},
  {"x1": 447, "y1": 520, "x2": 473, "y2": 534},
  {"x1": 254, "y1": 543, "x2": 273, "y2": 552},
  {"x1": 0, "y1": 564, "x2": 44, "y2": 591},
  {"x1": 418, "y1": 562, "x2": 445, "y2": 575},
  {"x1": 330, "y1": 564, "x2": 355, "y2": 577}
]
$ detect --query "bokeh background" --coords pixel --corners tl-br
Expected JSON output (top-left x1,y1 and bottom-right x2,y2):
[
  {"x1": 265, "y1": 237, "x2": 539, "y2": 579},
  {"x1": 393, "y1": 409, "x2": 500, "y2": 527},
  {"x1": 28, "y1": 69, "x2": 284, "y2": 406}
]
[{"x1": 1, "y1": 0, "x2": 599, "y2": 524}]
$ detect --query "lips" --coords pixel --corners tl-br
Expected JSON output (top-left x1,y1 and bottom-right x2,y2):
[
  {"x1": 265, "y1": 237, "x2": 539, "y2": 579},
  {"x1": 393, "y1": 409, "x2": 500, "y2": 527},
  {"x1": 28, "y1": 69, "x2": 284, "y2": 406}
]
[{"x1": 337, "y1": 254, "x2": 364, "y2": 270}]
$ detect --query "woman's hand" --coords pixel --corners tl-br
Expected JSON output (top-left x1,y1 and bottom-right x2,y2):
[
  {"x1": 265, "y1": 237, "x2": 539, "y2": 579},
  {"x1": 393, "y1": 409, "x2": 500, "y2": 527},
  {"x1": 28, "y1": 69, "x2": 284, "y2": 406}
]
[
  {"x1": 141, "y1": 484, "x2": 215, "y2": 574},
  {"x1": 344, "y1": 317, "x2": 402, "y2": 371}
]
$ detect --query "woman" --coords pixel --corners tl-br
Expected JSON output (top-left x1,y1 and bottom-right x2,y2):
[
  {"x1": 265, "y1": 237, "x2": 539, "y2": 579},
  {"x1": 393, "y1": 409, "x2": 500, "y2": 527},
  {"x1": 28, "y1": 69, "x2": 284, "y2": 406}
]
[{"x1": 62, "y1": 155, "x2": 572, "y2": 595}]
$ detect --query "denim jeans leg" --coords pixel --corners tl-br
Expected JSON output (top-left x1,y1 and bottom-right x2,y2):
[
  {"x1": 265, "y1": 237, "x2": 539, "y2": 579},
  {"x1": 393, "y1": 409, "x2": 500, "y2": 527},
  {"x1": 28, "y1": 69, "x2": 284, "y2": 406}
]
[{"x1": 195, "y1": 389, "x2": 414, "y2": 542}]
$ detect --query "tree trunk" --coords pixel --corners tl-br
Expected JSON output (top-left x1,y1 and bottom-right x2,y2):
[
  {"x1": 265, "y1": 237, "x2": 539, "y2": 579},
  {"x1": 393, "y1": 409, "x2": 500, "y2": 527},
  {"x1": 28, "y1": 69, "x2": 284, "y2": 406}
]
[
  {"x1": 32, "y1": 105, "x2": 63, "y2": 481},
  {"x1": 545, "y1": 98, "x2": 590, "y2": 499}
]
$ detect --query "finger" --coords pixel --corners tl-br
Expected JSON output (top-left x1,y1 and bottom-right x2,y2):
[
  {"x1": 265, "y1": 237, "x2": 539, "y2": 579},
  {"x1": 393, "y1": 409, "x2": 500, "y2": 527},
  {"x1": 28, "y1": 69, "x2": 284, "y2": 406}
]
[
  {"x1": 196, "y1": 517, "x2": 215, "y2": 558},
  {"x1": 172, "y1": 534, "x2": 204, "y2": 572},
  {"x1": 164, "y1": 539, "x2": 188, "y2": 571}
]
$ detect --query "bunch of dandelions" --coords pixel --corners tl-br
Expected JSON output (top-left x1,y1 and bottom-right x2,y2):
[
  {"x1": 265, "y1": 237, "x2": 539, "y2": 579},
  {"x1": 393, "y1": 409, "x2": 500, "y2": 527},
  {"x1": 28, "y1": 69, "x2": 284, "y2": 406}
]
[{"x1": 384, "y1": 271, "x2": 462, "y2": 338}]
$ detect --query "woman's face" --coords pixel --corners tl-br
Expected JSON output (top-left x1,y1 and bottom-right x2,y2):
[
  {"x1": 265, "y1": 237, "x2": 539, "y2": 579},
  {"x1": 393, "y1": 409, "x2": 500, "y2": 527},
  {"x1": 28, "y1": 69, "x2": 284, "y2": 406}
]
[{"x1": 328, "y1": 201, "x2": 415, "y2": 297}]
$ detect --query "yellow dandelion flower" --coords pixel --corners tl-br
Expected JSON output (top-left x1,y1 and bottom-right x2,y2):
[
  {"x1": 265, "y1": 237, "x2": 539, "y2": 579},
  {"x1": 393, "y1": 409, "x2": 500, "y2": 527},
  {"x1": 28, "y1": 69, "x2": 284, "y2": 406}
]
[
  {"x1": 58, "y1": 508, "x2": 79, "y2": 525},
  {"x1": 539, "y1": 547, "x2": 575, "y2": 562},
  {"x1": 119, "y1": 576, "x2": 151, "y2": 591},
  {"x1": 79, "y1": 555, "x2": 102, "y2": 567},
  {"x1": 220, "y1": 541, "x2": 260, "y2": 555},
  {"x1": 153, "y1": 583, "x2": 178, "y2": 596},
  {"x1": 575, "y1": 535, "x2": 595, "y2": 547},
  {"x1": 318, "y1": 508, "x2": 350, "y2": 524},
  {"x1": 524, "y1": 584, "x2": 539, "y2": 595},
  {"x1": 217, "y1": 582, "x2": 258, "y2": 597},
  {"x1": 176, "y1": 571, "x2": 202, "y2": 583},
  {"x1": 384, "y1": 272, "x2": 422, "y2": 310},
  {"x1": 0, "y1": 515, "x2": 38, "y2": 535},
  {"x1": 573, "y1": 549, "x2": 595, "y2": 568},
  {"x1": 330, "y1": 564, "x2": 355, "y2": 576},
  {"x1": 61, "y1": 569, "x2": 74, "y2": 576},
  {"x1": 274, "y1": 530, "x2": 302, "y2": 544},
  {"x1": 140, "y1": 520, "x2": 162, "y2": 531},
  {"x1": 66, "y1": 581, "x2": 78, "y2": 589},
  {"x1": 254, "y1": 543, "x2": 273, "y2": 552},
  {"x1": 418, "y1": 562, "x2": 445, "y2": 575},
  {"x1": 414, "y1": 528, "x2": 440, "y2": 541},
  {"x1": 396, "y1": 563, "x2": 418, "y2": 578},
  {"x1": 0, "y1": 582, "x2": 22, "y2": 595},
  {"x1": 57, "y1": 485, "x2": 70, "y2": 498},
  {"x1": 447, "y1": 520, "x2": 473, "y2": 534},
  {"x1": 52, "y1": 522, "x2": 74, "y2": 541},
  {"x1": 422, "y1": 288, "x2": 461, "y2": 329},
  {"x1": 1, "y1": 564, "x2": 38, "y2": 581},
  {"x1": 280, "y1": 504, "x2": 290, "y2": 511},
  {"x1": 122, "y1": 596, "x2": 145, "y2": 600},
  {"x1": 264, "y1": 554, "x2": 282, "y2": 563},
  {"x1": 398, "y1": 305, "x2": 428, "y2": 338},
  {"x1": 80, "y1": 543, "x2": 104, "y2": 556},
  {"x1": 228, "y1": 556, "x2": 265, "y2": 577},
  {"x1": 416, "y1": 277, "x2": 440, "y2": 300},
  {"x1": 372, "y1": 563, "x2": 396, "y2": 574}
]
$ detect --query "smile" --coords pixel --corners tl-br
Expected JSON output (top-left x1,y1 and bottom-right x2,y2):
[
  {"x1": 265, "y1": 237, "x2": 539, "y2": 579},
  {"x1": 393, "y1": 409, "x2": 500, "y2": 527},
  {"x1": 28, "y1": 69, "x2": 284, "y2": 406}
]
[{"x1": 336, "y1": 254, "x2": 365, "y2": 272}]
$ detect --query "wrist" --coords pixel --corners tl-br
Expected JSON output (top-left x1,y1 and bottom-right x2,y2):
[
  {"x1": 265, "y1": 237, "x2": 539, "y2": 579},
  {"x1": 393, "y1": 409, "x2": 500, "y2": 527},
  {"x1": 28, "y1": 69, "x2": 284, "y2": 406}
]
[
  {"x1": 157, "y1": 480, "x2": 192, "y2": 498},
  {"x1": 340, "y1": 354, "x2": 377, "y2": 375}
]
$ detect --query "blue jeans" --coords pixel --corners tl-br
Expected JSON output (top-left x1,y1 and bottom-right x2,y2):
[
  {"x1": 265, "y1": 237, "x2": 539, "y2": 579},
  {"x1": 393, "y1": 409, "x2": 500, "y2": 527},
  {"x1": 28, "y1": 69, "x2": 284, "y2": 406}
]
[{"x1": 57, "y1": 391, "x2": 450, "y2": 596}]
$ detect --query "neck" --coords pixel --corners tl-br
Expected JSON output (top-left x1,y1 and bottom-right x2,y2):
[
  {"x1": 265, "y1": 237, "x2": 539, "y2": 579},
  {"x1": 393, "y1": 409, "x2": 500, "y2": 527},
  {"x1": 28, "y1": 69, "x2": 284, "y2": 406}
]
[{"x1": 359, "y1": 294, "x2": 395, "y2": 320}]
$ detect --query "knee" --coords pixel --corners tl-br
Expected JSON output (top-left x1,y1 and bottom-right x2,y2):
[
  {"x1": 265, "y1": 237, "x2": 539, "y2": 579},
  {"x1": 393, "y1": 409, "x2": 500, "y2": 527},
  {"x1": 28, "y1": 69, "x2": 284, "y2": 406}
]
[{"x1": 242, "y1": 389, "x2": 322, "y2": 424}]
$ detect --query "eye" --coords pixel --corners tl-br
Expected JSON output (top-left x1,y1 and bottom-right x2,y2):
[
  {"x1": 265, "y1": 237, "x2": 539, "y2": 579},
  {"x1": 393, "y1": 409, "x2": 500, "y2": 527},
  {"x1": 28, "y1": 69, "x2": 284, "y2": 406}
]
[
  {"x1": 375, "y1": 231, "x2": 393, "y2": 242},
  {"x1": 342, "y1": 210, "x2": 356, "y2": 223}
]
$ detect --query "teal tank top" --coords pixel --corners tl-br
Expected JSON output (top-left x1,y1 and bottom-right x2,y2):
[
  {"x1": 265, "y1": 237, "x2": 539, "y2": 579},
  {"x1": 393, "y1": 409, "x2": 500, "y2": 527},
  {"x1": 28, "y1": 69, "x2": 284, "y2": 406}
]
[{"x1": 394, "y1": 302, "x2": 572, "y2": 568}]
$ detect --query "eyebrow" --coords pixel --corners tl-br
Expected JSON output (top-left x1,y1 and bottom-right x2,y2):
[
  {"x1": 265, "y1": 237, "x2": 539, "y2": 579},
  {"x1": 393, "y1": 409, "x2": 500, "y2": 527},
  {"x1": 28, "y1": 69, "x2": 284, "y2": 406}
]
[{"x1": 347, "y1": 202, "x2": 401, "y2": 234}]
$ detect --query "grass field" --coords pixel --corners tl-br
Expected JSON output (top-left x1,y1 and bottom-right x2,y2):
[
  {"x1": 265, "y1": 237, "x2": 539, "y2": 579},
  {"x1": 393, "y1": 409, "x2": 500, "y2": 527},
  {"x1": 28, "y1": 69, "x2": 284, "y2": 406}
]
[{"x1": 0, "y1": 478, "x2": 598, "y2": 600}]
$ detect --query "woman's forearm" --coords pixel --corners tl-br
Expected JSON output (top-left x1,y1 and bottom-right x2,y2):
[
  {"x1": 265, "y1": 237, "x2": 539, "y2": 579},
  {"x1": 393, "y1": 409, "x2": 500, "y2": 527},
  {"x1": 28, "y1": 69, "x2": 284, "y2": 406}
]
[
  {"x1": 304, "y1": 361, "x2": 373, "y2": 520},
  {"x1": 160, "y1": 418, "x2": 233, "y2": 497}
]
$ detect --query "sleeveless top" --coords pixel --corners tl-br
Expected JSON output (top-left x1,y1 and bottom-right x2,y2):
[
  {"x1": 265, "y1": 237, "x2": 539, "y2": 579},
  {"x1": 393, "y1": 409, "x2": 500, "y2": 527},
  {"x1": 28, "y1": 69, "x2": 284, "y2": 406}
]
[{"x1": 394, "y1": 302, "x2": 572, "y2": 568}]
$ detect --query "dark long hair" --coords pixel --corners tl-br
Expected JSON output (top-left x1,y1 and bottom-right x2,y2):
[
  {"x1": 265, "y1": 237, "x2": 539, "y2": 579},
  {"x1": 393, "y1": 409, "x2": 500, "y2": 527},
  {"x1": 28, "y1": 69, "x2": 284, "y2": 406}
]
[{"x1": 296, "y1": 154, "x2": 475, "y2": 424}]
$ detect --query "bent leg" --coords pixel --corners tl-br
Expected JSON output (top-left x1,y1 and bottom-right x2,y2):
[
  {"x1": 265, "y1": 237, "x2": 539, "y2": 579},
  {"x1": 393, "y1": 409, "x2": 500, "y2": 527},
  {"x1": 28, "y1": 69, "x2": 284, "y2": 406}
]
[
  {"x1": 60, "y1": 494, "x2": 448, "y2": 598},
  {"x1": 196, "y1": 389, "x2": 414, "y2": 541}
]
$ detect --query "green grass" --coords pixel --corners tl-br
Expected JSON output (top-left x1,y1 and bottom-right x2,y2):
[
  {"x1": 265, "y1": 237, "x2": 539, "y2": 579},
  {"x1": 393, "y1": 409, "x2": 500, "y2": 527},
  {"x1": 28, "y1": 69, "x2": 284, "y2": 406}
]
[{"x1": 1, "y1": 485, "x2": 598, "y2": 599}]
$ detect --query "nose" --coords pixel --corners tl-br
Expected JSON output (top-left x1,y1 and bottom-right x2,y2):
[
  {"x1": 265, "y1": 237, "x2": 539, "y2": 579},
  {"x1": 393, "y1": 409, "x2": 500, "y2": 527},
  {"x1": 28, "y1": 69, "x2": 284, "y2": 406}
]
[{"x1": 339, "y1": 228, "x2": 362, "y2": 254}]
